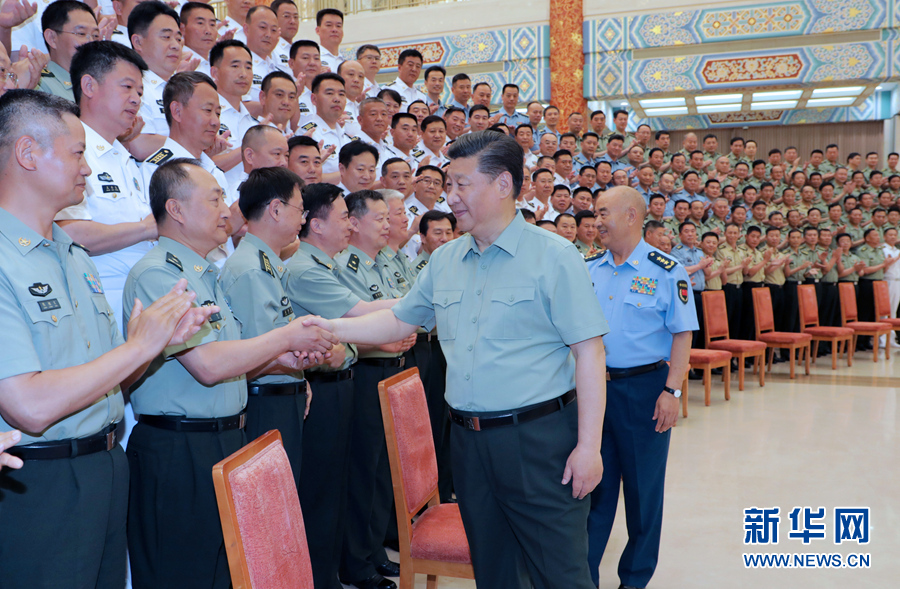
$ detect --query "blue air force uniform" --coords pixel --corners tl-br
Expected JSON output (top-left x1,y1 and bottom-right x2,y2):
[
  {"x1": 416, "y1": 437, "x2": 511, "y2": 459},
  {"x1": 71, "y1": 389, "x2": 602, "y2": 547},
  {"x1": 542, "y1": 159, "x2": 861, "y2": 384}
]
[{"x1": 585, "y1": 239, "x2": 698, "y2": 588}]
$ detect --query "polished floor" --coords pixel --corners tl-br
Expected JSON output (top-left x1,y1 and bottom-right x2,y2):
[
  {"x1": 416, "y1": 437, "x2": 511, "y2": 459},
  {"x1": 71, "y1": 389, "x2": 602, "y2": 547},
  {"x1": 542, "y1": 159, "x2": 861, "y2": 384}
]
[{"x1": 366, "y1": 344, "x2": 900, "y2": 589}]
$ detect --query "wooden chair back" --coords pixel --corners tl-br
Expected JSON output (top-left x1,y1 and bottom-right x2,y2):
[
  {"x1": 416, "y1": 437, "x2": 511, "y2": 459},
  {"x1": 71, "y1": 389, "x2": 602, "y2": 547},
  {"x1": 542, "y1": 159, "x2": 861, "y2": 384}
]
[
  {"x1": 838, "y1": 282, "x2": 859, "y2": 325},
  {"x1": 752, "y1": 287, "x2": 775, "y2": 336},
  {"x1": 873, "y1": 280, "x2": 891, "y2": 319},
  {"x1": 702, "y1": 290, "x2": 730, "y2": 343},
  {"x1": 797, "y1": 284, "x2": 820, "y2": 328}
]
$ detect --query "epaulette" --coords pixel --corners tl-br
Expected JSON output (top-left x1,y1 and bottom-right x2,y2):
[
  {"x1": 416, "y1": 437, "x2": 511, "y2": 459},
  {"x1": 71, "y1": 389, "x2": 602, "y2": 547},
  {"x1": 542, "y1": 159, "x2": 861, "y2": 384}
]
[
  {"x1": 146, "y1": 148, "x2": 173, "y2": 165},
  {"x1": 415, "y1": 259, "x2": 428, "y2": 271},
  {"x1": 584, "y1": 250, "x2": 605, "y2": 262},
  {"x1": 408, "y1": 205, "x2": 419, "y2": 215},
  {"x1": 41, "y1": 67, "x2": 53, "y2": 78},
  {"x1": 347, "y1": 253, "x2": 360, "y2": 272},
  {"x1": 648, "y1": 250, "x2": 676, "y2": 272},
  {"x1": 259, "y1": 251, "x2": 275, "y2": 277},
  {"x1": 300, "y1": 121, "x2": 317, "y2": 132},
  {"x1": 437, "y1": 196, "x2": 446, "y2": 204},
  {"x1": 311, "y1": 255, "x2": 332, "y2": 270},
  {"x1": 412, "y1": 148, "x2": 425, "y2": 158},
  {"x1": 347, "y1": 135, "x2": 359, "y2": 142},
  {"x1": 72, "y1": 242, "x2": 90, "y2": 253},
  {"x1": 166, "y1": 252, "x2": 183, "y2": 272},
  {"x1": 674, "y1": 244, "x2": 684, "y2": 250}
]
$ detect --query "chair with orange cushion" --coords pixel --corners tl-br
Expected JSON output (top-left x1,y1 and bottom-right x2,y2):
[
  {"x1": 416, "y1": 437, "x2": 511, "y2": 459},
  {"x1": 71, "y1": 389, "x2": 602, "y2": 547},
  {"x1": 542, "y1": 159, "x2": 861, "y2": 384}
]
[
  {"x1": 212, "y1": 430, "x2": 314, "y2": 589},
  {"x1": 378, "y1": 368, "x2": 474, "y2": 589},
  {"x1": 797, "y1": 284, "x2": 853, "y2": 370},
  {"x1": 752, "y1": 287, "x2": 811, "y2": 379},
  {"x1": 873, "y1": 280, "x2": 900, "y2": 344},
  {"x1": 838, "y1": 282, "x2": 892, "y2": 362},
  {"x1": 687, "y1": 349, "x2": 731, "y2": 407},
  {"x1": 702, "y1": 290, "x2": 767, "y2": 391}
]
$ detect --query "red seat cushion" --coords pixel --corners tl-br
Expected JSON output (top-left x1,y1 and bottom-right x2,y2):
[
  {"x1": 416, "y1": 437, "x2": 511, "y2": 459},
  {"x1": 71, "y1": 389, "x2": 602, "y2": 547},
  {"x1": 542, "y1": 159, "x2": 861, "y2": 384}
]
[
  {"x1": 410, "y1": 503, "x2": 472, "y2": 565},
  {"x1": 804, "y1": 326, "x2": 853, "y2": 337},
  {"x1": 709, "y1": 339, "x2": 767, "y2": 353},
  {"x1": 847, "y1": 321, "x2": 893, "y2": 332},
  {"x1": 758, "y1": 332, "x2": 813, "y2": 345},
  {"x1": 880, "y1": 317, "x2": 900, "y2": 327},
  {"x1": 688, "y1": 349, "x2": 732, "y2": 364}
]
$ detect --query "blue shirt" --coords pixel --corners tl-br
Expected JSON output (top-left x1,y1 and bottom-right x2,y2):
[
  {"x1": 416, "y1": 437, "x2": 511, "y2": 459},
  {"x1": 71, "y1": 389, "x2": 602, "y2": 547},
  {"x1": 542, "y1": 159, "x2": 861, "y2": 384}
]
[
  {"x1": 491, "y1": 109, "x2": 530, "y2": 129},
  {"x1": 670, "y1": 243, "x2": 706, "y2": 291},
  {"x1": 573, "y1": 153, "x2": 600, "y2": 169},
  {"x1": 672, "y1": 189, "x2": 705, "y2": 205},
  {"x1": 587, "y1": 239, "x2": 698, "y2": 368},
  {"x1": 598, "y1": 155, "x2": 628, "y2": 173}
]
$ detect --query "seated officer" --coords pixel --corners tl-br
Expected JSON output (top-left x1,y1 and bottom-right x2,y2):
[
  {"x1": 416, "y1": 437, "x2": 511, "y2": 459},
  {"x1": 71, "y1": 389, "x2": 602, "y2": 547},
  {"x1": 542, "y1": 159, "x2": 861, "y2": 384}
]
[
  {"x1": 0, "y1": 89, "x2": 211, "y2": 589},
  {"x1": 123, "y1": 159, "x2": 336, "y2": 589},
  {"x1": 586, "y1": 186, "x2": 697, "y2": 589},
  {"x1": 37, "y1": 0, "x2": 98, "y2": 100},
  {"x1": 220, "y1": 167, "x2": 317, "y2": 485}
]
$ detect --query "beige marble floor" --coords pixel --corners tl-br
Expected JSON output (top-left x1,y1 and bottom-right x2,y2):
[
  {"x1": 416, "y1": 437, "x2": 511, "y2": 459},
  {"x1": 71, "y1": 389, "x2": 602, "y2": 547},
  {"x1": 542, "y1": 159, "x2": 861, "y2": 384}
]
[{"x1": 352, "y1": 348, "x2": 900, "y2": 589}]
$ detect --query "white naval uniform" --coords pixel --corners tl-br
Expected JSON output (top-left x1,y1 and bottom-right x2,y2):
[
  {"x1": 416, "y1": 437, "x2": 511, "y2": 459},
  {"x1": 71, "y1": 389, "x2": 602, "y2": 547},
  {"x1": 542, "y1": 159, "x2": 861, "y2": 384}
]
[
  {"x1": 383, "y1": 143, "x2": 424, "y2": 173},
  {"x1": 357, "y1": 132, "x2": 391, "y2": 179},
  {"x1": 343, "y1": 99, "x2": 362, "y2": 138},
  {"x1": 222, "y1": 16, "x2": 246, "y2": 43},
  {"x1": 364, "y1": 79, "x2": 381, "y2": 98},
  {"x1": 185, "y1": 46, "x2": 211, "y2": 77},
  {"x1": 384, "y1": 77, "x2": 428, "y2": 108},
  {"x1": 295, "y1": 113, "x2": 357, "y2": 175},
  {"x1": 320, "y1": 46, "x2": 344, "y2": 73},
  {"x1": 416, "y1": 142, "x2": 449, "y2": 168},
  {"x1": 273, "y1": 37, "x2": 293, "y2": 75},
  {"x1": 110, "y1": 24, "x2": 130, "y2": 47},
  {"x1": 296, "y1": 87, "x2": 313, "y2": 119},
  {"x1": 138, "y1": 70, "x2": 170, "y2": 136},
  {"x1": 401, "y1": 194, "x2": 452, "y2": 260},
  {"x1": 247, "y1": 50, "x2": 280, "y2": 101}
]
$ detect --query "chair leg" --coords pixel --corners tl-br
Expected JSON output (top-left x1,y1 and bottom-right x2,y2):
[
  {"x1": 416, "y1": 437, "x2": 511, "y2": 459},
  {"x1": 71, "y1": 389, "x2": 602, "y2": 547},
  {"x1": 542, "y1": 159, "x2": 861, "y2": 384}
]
[
  {"x1": 766, "y1": 347, "x2": 774, "y2": 373},
  {"x1": 399, "y1": 566, "x2": 415, "y2": 589},
  {"x1": 811, "y1": 339, "x2": 819, "y2": 364},
  {"x1": 831, "y1": 339, "x2": 838, "y2": 370},
  {"x1": 426, "y1": 574, "x2": 438, "y2": 589},
  {"x1": 757, "y1": 354, "x2": 764, "y2": 386},
  {"x1": 704, "y1": 367, "x2": 712, "y2": 406},
  {"x1": 885, "y1": 333, "x2": 891, "y2": 360},
  {"x1": 789, "y1": 346, "x2": 796, "y2": 379},
  {"x1": 738, "y1": 355, "x2": 746, "y2": 391},
  {"x1": 804, "y1": 344, "x2": 810, "y2": 376},
  {"x1": 872, "y1": 335, "x2": 879, "y2": 363},
  {"x1": 847, "y1": 338, "x2": 853, "y2": 367},
  {"x1": 724, "y1": 363, "x2": 731, "y2": 400}
]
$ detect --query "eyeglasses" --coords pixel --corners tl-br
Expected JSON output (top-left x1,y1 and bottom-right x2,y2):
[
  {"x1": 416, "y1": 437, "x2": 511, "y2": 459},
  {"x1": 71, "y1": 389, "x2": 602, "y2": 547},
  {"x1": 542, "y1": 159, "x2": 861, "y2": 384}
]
[
  {"x1": 52, "y1": 29, "x2": 101, "y2": 41},
  {"x1": 281, "y1": 200, "x2": 309, "y2": 219},
  {"x1": 417, "y1": 178, "x2": 442, "y2": 187},
  {"x1": 0, "y1": 68, "x2": 16, "y2": 85}
]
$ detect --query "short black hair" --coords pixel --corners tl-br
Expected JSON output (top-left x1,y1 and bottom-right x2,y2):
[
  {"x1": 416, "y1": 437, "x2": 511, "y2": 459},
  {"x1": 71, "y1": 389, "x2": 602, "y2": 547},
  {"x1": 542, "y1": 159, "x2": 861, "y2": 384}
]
[
  {"x1": 41, "y1": 0, "x2": 96, "y2": 50},
  {"x1": 149, "y1": 158, "x2": 202, "y2": 224},
  {"x1": 420, "y1": 210, "x2": 452, "y2": 235},
  {"x1": 180, "y1": 1, "x2": 215, "y2": 21},
  {"x1": 415, "y1": 164, "x2": 445, "y2": 183},
  {"x1": 299, "y1": 182, "x2": 343, "y2": 238},
  {"x1": 345, "y1": 189, "x2": 384, "y2": 218},
  {"x1": 288, "y1": 134, "x2": 319, "y2": 153},
  {"x1": 289, "y1": 39, "x2": 319, "y2": 60},
  {"x1": 128, "y1": 1, "x2": 179, "y2": 42},
  {"x1": 312, "y1": 72, "x2": 344, "y2": 93},
  {"x1": 424, "y1": 65, "x2": 446, "y2": 80},
  {"x1": 71, "y1": 40, "x2": 147, "y2": 106},
  {"x1": 613, "y1": 109, "x2": 627, "y2": 119},
  {"x1": 391, "y1": 112, "x2": 417, "y2": 128},
  {"x1": 574, "y1": 210, "x2": 595, "y2": 226},
  {"x1": 398, "y1": 48, "x2": 423, "y2": 66},
  {"x1": 356, "y1": 44, "x2": 380, "y2": 59},
  {"x1": 210, "y1": 39, "x2": 251, "y2": 68},
  {"x1": 502, "y1": 83, "x2": 519, "y2": 94},
  {"x1": 447, "y1": 131, "x2": 524, "y2": 200},
  {"x1": 239, "y1": 166, "x2": 305, "y2": 221},
  {"x1": 316, "y1": 8, "x2": 343, "y2": 25},
  {"x1": 421, "y1": 114, "x2": 446, "y2": 132},
  {"x1": 261, "y1": 70, "x2": 296, "y2": 94},
  {"x1": 472, "y1": 82, "x2": 491, "y2": 94},
  {"x1": 443, "y1": 106, "x2": 466, "y2": 119},
  {"x1": 162, "y1": 71, "x2": 216, "y2": 127},
  {"x1": 377, "y1": 88, "x2": 402, "y2": 105},
  {"x1": 469, "y1": 104, "x2": 489, "y2": 117},
  {"x1": 270, "y1": 0, "x2": 297, "y2": 15},
  {"x1": 338, "y1": 141, "x2": 379, "y2": 168},
  {"x1": 381, "y1": 156, "x2": 410, "y2": 177},
  {"x1": 0, "y1": 90, "x2": 80, "y2": 156},
  {"x1": 451, "y1": 73, "x2": 470, "y2": 85}
]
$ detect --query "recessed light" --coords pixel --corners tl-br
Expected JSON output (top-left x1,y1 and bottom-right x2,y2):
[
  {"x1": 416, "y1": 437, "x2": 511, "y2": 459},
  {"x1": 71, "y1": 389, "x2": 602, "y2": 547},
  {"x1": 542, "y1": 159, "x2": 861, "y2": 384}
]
[
  {"x1": 639, "y1": 97, "x2": 686, "y2": 108},
  {"x1": 697, "y1": 104, "x2": 742, "y2": 113},
  {"x1": 750, "y1": 100, "x2": 797, "y2": 110},
  {"x1": 695, "y1": 94, "x2": 743, "y2": 105},
  {"x1": 876, "y1": 85, "x2": 884, "y2": 90},
  {"x1": 811, "y1": 86, "x2": 864, "y2": 98},
  {"x1": 806, "y1": 97, "x2": 856, "y2": 107},
  {"x1": 644, "y1": 107, "x2": 689, "y2": 116},
  {"x1": 751, "y1": 90, "x2": 802, "y2": 101}
]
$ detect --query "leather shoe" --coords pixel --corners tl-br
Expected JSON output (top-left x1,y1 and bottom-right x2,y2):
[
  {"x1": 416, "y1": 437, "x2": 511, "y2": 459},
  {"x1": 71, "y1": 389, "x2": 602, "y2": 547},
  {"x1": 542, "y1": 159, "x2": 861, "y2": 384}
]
[
  {"x1": 349, "y1": 574, "x2": 397, "y2": 589},
  {"x1": 375, "y1": 560, "x2": 400, "y2": 577},
  {"x1": 617, "y1": 584, "x2": 641, "y2": 589}
]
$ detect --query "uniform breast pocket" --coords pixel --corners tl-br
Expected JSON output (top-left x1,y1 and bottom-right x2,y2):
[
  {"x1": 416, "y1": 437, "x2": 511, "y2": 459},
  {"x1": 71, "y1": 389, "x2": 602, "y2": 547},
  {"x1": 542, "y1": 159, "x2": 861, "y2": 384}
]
[
  {"x1": 433, "y1": 289, "x2": 463, "y2": 340},
  {"x1": 485, "y1": 286, "x2": 535, "y2": 340},
  {"x1": 23, "y1": 298, "x2": 76, "y2": 367},
  {"x1": 621, "y1": 295, "x2": 659, "y2": 331},
  {"x1": 92, "y1": 294, "x2": 117, "y2": 329}
]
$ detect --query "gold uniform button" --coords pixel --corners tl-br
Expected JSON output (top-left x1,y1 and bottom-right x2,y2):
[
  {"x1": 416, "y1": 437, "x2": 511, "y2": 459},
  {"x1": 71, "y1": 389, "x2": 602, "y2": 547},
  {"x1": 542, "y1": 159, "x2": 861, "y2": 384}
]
[
  {"x1": 51, "y1": 315, "x2": 58, "y2": 322},
  {"x1": 637, "y1": 302, "x2": 642, "y2": 307},
  {"x1": 74, "y1": 300, "x2": 78, "y2": 308},
  {"x1": 87, "y1": 341, "x2": 91, "y2": 348},
  {"x1": 609, "y1": 295, "x2": 613, "y2": 300}
]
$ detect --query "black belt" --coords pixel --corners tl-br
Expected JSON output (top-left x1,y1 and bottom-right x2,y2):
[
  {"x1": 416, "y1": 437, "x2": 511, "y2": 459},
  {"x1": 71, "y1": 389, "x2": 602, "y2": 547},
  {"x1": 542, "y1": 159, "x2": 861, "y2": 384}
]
[
  {"x1": 357, "y1": 356, "x2": 405, "y2": 368},
  {"x1": 416, "y1": 332, "x2": 434, "y2": 343},
  {"x1": 838, "y1": 280, "x2": 856, "y2": 284},
  {"x1": 745, "y1": 281, "x2": 764, "y2": 287},
  {"x1": 449, "y1": 390, "x2": 576, "y2": 432},
  {"x1": 803, "y1": 278, "x2": 820, "y2": 284},
  {"x1": 306, "y1": 368, "x2": 353, "y2": 383},
  {"x1": 137, "y1": 411, "x2": 246, "y2": 433},
  {"x1": 606, "y1": 359, "x2": 667, "y2": 381},
  {"x1": 248, "y1": 380, "x2": 307, "y2": 396},
  {"x1": 7, "y1": 421, "x2": 123, "y2": 461},
  {"x1": 860, "y1": 277, "x2": 877, "y2": 282}
]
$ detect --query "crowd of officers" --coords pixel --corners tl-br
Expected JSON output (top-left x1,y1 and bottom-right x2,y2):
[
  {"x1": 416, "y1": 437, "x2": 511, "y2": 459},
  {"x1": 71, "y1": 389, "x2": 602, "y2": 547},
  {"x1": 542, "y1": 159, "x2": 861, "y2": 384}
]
[{"x1": 0, "y1": 1, "x2": 896, "y2": 588}]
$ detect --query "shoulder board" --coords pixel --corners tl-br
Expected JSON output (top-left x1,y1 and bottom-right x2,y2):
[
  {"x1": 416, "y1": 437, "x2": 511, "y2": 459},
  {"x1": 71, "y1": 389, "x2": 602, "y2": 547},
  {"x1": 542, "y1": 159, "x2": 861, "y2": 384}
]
[
  {"x1": 112, "y1": 28, "x2": 123, "y2": 35},
  {"x1": 311, "y1": 255, "x2": 333, "y2": 270},
  {"x1": 166, "y1": 252, "x2": 183, "y2": 272},
  {"x1": 301, "y1": 122, "x2": 317, "y2": 131},
  {"x1": 347, "y1": 135, "x2": 359, "y2": 142},
  {"x1": 146, "y1": 148, "x2": 173, "y2": 166},
  {"x1": 437, "y1": 196, "x2": 445, "y2": 204},
  {"x1": 408, "y1": 205, "x2": 419, "y2": 214},
  {"x1": 412, "y1": 149, "x2": 425, "y2": 157},
  {"x1": 674, "y1": 244, "x2": 684, "y2": 250},
  {"x1": 72, "y1": 242, "x2": 90, "y2": 253},
  {"x1": 259, "y1": 250, "x2": 275, "y2": 277},
  {"x1": 584, "y1": 250, "x2": 604, "y2": 262},
  {"x1": 347, "y1": 253, "x2": 360, "y2": 272},
  {"x1": 41, "y1": 67, "x2": 53, "y2": 78},
  {"x1": 648, "y1": 251, "x2": 676, "y2": 272},
  {"x1": 415, "y1": 259, "x2": 428, "y2": 271}
]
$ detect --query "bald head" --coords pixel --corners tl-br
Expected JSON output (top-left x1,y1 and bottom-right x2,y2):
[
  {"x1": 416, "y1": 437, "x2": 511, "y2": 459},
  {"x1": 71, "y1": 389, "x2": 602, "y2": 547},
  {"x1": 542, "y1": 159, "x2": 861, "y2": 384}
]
[
  {"x1": 594, "y1": 186, "x2": 647, "y2": 255},
  {"x1": 337, "y1": 60, "x2": 365, "y2": 98},
  {"x1": 596, "y1": 186, "x2": 646, "y2": 220}
]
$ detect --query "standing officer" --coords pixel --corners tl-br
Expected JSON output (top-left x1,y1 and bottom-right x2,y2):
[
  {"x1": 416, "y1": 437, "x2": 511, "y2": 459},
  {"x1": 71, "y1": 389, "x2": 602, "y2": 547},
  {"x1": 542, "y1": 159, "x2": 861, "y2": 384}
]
[
  {"x1": 0, "y1": 90, "x2": 212, "y2": 589},
  {"x1": 305, "y1": 132, "x2": 610, "y2": 589},
  {"x1": 219, "y1": 167, "x2": 315, "y2": 484},
  {"x1": 285, "y1": 183, "x2": 399, "y2": 589},
  {"x1": 671, "y1": 220, "x2": 710, "y2": 348},
  {"x1": 123, "y1": 160, "x2": 336, "y2": 589},
  {"x1": 717, "y1": 223, "x2": 749, "y2": 338},
  {"x1": 586, "y1": 186, "x2": 697, "y2": 589}
]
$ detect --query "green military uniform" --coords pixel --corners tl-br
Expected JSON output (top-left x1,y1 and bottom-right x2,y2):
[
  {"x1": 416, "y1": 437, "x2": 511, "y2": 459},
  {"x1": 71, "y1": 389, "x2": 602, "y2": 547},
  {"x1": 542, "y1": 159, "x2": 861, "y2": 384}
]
[
  {"x1": 782, "y1": 246, "x2": 810, "y2": 332},
  {"x1": 0, "y1": 211, "x2": 128, "y2": 588},
  {"x1": 717, "y1": 242, "x2": 745, "y2": 336},
  {"x1": 740, "y1": 244, "x2": 767, "y2": 338},
  {"x1": 663, "y1": 216, "x2": 686, "y2": 239},
  {"x1": 410, "y1": 250, "x2": 430, "y2": 278},
  {"x1": 818, "y1": 245, "x2": 840, "y2": 326},
  {"x1": 706, "y1": 257, "x2": 725, "y2": 290},
  {"x1": 123, "y1": 236, "x2": 247, "y2": 589},
  {"x1": 378, "y1": 246, "x2": 414, "y2": 295},
  {"x1": 283, "y1": 240, "x2": 358, "y2": 589},
  {"x1": 335, "y1": 244, "x2": 409, "y2": 585},
  {"x1": 219, "y1": 232, "x2": 307, "y2": 486},
  {"x1": 818, "y1": 161, "x2": 838, "y2": 177},
  {"x1": 574, "y1": 239, "x2": 593, "y2": 256},
  {"x1": 702, "y1": 215, "x2": 727, "y2": 237},
  {"x1": 764, "y1": 248, "x2": 787, "y2": 332},
  {"x1": 857, "y1": 244, "x2": 885, "y2": 323},
  {"x1": 36, "y1": 60, "x2": 74, "y2": 101},
  {"x1": 392, "y1": 213, "x2": 609, "y2": 588},
  {"x1": 727, "y1": 153, "x2": 749, "y2": 169},
  {"x1": 844, "y1": 223, "x2": 866, "y2": 251},
  {"x1": 839, "y1": 250, "x2": 863, "y2": 283}
]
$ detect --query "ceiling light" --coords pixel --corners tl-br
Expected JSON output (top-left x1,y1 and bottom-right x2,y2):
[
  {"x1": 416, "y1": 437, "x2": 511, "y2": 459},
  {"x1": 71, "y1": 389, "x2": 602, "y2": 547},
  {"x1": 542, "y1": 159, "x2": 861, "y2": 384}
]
[
  {"x1": 697, "y1": 104, "x2": 743, "y2": 113},
  {"x1": 811, "y1": 86, "x2": 864, "y2": 98},
  {"x1": 639, "y1": 97, "x2": 686, "y2": 108},
  {"x1": 751, "y1": 90, "x2": 802, "y2": 101},
  {"x1": 876, "y1": 85, "x2": 884, "y2": 90},
  {"x1": 751, "y1": 100, "x2": 797, "y2": 110},
  {"x1": 806, "y1": 97, "x2": 856, "y2": 107},
  {"x1": 619, "y1": 101, "x2": 629, "y2": 106},
  {"x1": 695, "y1": 93, "x2": 743, "y2": 105},
  {"x1": 644, "y1": 107, "x2": 689, "y2": 116}
]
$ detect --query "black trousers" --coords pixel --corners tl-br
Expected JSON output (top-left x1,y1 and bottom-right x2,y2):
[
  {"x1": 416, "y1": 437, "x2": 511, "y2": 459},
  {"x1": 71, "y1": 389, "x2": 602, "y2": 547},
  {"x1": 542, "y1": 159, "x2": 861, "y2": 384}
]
[
  {"x1": 340, "y1": 360, "x2": 404, "y2": 584},
  {"x1": 783, "y1": 281, "x2": 800, "y2": 332},
  {"x1": 819, "y1": 282, "x2": 838, "y2": 327},
  {"x1": 858, "y1": 278, "x2": 876, "y2": 322},
  {"x1": 245, "y1": 389, "x2": 306, "y2": 488},
  {"x1": 127, "y1": 424, "x2": 246, "y2": 589},
  {"x1": 451, "y1": 400, "x2": 594, "y2": 589},
  {"x1": 0, "y1": 445, "x2": 128, "y2": 589},
  {"x1": 588, "y1": 364, "x2": 670, "y2": 588},
  {"x1": 429, "y1": 338, "x2": 453, "y2": 501},
  {"x1": 767, "y1": 284, "x2": 785, "y2": 331},
  {"x1": 741, "y1": 281, "x2": 764, "y2": 339},
  {"x1": 691, "y1": 291, "x2": 704, "y2": 348},
  {"x1": 299, "y1": 374, "x2": 354, "y2": 589},
  {"x1": 722, "y1": 283, "x2": 742, "y2": 338}
]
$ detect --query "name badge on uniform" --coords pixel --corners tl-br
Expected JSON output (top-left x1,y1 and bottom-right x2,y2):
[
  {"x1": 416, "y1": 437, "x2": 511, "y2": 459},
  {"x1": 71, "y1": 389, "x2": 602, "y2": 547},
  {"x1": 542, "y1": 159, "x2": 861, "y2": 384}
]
[
  {"x1": 84, "y1": 273, "x2": 104, "y2": 294},
  {"x1": 630, "y1": 276, "x2": 658, "y2": 295},
  {"x1": 202, "y1": 300, "x2": 223, "y2": 327}
]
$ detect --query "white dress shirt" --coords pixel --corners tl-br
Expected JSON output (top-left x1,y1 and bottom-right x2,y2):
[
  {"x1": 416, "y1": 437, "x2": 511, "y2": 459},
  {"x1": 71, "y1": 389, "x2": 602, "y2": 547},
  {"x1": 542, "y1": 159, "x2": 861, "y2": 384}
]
[{"x1": 138, "y1": 70, "x2": 170, "y2": 136}]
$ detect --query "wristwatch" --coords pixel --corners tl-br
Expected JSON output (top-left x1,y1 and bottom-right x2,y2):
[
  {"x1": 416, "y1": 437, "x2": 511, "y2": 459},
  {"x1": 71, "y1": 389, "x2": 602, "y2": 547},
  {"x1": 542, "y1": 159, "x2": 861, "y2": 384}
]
[{"x1": 663, "y1": 386, "x2": 682, "y2": 398}]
